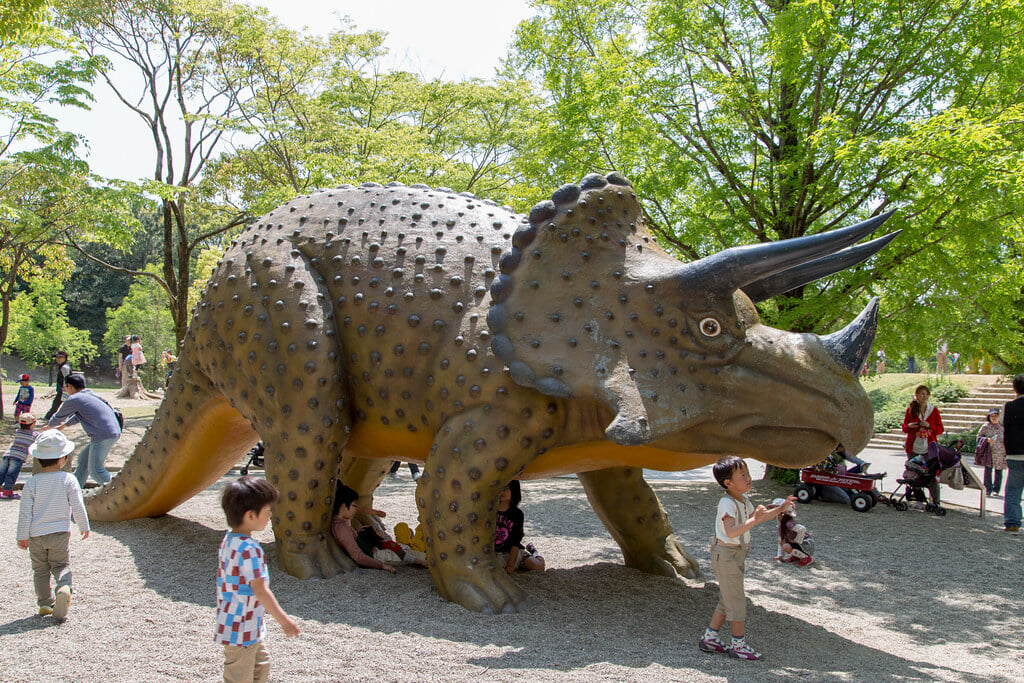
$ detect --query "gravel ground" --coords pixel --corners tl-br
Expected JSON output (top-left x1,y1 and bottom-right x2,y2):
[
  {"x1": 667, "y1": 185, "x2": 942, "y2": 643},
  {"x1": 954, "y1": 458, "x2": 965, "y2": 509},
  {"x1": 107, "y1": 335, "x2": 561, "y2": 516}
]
[{"x1": 2, "y1": 395, "x2": 1022, "y2": 681}]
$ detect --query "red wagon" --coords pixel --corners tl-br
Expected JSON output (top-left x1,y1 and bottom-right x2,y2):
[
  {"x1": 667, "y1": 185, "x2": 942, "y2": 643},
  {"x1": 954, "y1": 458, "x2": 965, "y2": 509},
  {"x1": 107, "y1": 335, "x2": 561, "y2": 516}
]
[{"x1": 794, "y1": 468, "x2": 881, "y2": 512}]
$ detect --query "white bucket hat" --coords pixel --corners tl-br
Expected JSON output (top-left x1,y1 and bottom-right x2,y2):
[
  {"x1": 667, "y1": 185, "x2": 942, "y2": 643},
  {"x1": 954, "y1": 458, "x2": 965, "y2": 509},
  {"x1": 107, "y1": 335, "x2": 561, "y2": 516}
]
[{"x1": 29, "y1": 430, "x2": 76, "y2": 459}]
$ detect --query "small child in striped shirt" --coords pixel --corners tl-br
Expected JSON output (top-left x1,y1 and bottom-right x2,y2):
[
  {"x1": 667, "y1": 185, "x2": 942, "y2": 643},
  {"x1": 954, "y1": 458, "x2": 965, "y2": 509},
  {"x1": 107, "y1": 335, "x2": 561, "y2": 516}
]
[
  {"x1": 16, "y1": 430, "x2": 89, "y2": 622},
  {"x1": 1, "y1": 412, "x2": 38, "y2": 498}
]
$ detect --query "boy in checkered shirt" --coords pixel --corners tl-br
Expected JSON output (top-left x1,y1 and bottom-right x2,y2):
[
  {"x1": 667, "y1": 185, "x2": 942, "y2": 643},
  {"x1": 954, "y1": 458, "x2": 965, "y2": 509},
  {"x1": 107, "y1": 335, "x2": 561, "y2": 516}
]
[{"x1": 216, "y1": 477, "x2": 299, "y2": 682}]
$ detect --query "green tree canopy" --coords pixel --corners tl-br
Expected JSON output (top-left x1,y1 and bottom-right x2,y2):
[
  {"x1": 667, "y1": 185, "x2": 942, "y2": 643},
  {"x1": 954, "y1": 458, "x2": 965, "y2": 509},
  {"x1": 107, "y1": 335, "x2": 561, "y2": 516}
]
[
  {"x1": 203, "y1": 19, "x2": 543, "y2": 214},
  {"x1": 511, "y1": 0, "x2": 1024, "y2": 368},
  {"x1": 58, "y1": 0, "x2": 269, "y2": 344},
  {"x1": 6, "y1": 277, "x2": 97, "y2": 372}
]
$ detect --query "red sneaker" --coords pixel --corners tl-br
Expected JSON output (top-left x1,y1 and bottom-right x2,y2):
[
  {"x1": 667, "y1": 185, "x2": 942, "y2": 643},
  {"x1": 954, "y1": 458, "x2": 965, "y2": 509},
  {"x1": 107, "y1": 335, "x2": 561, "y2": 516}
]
[{"x1": 797, "y1": 556, "x2": 813, "y2": 567}]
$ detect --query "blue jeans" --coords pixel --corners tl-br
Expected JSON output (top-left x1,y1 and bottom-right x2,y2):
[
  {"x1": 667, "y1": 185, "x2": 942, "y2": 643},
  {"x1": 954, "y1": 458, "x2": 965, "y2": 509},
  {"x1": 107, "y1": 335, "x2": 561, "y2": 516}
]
[
  {"x1": 74, "y1": 437, "x2": 117, "y2": 487},
  {"x1": 0, "y1": 456, "x2": 25, "y2": 490},
  {"x1": 1003, "y1": 460, "x2": 1024, "y2": 528}
]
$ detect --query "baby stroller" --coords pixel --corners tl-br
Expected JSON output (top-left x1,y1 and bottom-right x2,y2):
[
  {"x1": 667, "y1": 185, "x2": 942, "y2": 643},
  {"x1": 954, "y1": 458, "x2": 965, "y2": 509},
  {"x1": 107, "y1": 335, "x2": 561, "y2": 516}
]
[
  {"x1": 881, "y1": 440, "x2": 963, "y2": 516},
  {"x1": 239, "y1": 442, "x2": 264, "y2": 476}
]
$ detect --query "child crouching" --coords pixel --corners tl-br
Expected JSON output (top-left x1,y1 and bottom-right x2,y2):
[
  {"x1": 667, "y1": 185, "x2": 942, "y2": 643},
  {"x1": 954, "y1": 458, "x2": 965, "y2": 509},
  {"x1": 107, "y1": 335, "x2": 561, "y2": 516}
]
[
  {"x1": 216, "y1": 476, "x2": 299, "y2": 683},
  {"x1": 699, "y1": 456, "x2": 794, "y2": 661}
]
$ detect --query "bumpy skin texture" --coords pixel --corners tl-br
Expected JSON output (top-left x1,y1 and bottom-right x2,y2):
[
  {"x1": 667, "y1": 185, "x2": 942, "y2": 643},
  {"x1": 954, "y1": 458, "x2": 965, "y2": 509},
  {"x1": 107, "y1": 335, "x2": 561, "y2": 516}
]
[{"x1": 86, "y1": 174, "x2": 876, "y2": 613}]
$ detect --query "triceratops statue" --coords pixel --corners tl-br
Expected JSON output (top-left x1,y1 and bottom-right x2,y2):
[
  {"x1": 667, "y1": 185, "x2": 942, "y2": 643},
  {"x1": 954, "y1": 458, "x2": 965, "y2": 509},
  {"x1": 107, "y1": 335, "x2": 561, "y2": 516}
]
[{"x1": 87, "y1": 173, "x2": 894, "y2": 612}]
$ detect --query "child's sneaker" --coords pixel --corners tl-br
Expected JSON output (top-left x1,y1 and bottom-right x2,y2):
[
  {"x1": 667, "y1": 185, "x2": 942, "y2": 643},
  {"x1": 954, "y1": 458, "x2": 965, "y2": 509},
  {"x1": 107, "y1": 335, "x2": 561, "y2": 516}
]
[
  {"x1": 728, "y1": 642, "x2": 763, "y2": 660},
  {"x1": 797, "y1": 555, "x2": 813, "y2": 567},
  {"x1": 7, "y1": 492, "x2": 20, "y2": 499},
  {"x1": 698, "y1": 634, "x2": 726, "y2": 653},
  {"x1": 53, "y1": 586, "x2": 71, "y2": 622},
  {"x1": 37, "y1": 605, "x2": 53, "y2": 616}
]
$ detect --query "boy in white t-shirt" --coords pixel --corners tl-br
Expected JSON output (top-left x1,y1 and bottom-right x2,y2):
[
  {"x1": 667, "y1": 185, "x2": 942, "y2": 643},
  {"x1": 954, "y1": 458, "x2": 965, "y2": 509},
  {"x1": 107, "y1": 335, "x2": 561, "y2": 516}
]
[{"x1": 698, "y1": 456, "x2": 794, "y2": 661}]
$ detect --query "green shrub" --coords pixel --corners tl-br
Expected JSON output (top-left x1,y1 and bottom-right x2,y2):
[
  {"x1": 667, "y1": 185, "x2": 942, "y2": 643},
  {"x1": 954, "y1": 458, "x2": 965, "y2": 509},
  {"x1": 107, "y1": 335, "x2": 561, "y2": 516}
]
[
  {"x1": 874, "y1": 404, "x2": 907, "y2": 432},
  {"x1": 940, "y1": 424, "x2": 980, "y2": 454},
  {"x1": 765, "y1": 465, "x2": 799, "y2": 486},
  {"x1": 930, "y1": 382, "x2": 970, "y2": 403}
]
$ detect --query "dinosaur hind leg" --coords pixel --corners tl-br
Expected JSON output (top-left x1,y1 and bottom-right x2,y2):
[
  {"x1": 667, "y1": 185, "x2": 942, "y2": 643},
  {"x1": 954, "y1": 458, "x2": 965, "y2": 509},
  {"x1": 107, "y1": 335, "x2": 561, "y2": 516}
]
[
  {"x1": 86, "y1": 372, "x2": 256, "y2": 521},
  {"x1": 578, "y1": 467, "x2": 700, "y2": 579}
]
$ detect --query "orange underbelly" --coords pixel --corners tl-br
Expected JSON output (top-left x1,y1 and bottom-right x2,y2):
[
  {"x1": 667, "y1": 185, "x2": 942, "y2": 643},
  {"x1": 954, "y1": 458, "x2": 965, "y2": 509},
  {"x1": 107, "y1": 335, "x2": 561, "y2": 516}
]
[
  {"x1": 343, "y1": 425, "x2": 716, "y2": 479},
  {"x1": 343, "y1": 424, "x2": 433, "y2": 462},
  {"x1": 519, "y1": 442, "x2": 718, "y2": 479}
]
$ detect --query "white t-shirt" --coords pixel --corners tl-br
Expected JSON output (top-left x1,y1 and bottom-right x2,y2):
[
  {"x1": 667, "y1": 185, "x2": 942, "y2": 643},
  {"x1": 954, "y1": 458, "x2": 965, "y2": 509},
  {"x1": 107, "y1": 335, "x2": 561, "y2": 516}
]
[{"x1": 715, "y1": 493, "x2": 754, "y2": 546}]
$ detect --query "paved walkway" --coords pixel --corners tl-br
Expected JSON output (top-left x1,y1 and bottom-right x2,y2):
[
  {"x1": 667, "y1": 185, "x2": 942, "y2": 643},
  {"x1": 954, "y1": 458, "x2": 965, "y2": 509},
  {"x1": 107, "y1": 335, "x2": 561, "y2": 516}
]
[{"x1": 644, "y1": 445, "x2": 1003, "y2": 519}]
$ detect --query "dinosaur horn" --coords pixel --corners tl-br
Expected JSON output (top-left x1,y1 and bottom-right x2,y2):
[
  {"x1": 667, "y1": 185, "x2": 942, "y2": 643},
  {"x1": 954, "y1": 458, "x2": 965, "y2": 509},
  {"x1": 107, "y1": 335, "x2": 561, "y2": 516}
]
[
  {"x1": 820, "y1": 297, "x2": 879, "y2": 374},
  {"x1": 677, "y1": 211, "x2": 895, "y2": 293},
  {"x1": 742, "y1": 231, "x2": 901, "y2": 302}
]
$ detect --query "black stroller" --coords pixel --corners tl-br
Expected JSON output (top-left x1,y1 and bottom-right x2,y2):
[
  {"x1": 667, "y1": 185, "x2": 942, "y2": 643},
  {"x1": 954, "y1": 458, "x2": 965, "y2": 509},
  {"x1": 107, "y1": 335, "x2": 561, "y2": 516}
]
[
  {"x1": 881, "y1": 440, "x2": 964, "y2": 516},
  {"x1": 239, "y1": 442, "x2": 264, "y2": 476}
]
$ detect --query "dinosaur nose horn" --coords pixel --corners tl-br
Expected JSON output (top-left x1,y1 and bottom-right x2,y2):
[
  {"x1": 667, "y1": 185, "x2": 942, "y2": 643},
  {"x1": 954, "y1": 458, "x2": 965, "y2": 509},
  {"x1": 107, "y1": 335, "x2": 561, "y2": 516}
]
[{"x1": 820, "y1": 297, "x2": 879, "y2": 374}]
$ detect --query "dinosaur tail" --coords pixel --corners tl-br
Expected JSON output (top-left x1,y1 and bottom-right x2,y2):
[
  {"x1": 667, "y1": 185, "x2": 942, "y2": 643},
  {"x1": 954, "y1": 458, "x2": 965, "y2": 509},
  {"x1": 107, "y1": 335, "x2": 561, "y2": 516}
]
[{"x1": 86, "y1": 363, "x2": 258, "y2": 521}]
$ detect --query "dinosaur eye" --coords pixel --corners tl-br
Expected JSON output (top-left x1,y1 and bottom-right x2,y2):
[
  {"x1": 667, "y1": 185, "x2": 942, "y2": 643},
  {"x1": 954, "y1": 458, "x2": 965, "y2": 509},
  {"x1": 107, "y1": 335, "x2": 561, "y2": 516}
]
[{"x1": 699, "y1": 317, "x2": 721, "y2": 337}]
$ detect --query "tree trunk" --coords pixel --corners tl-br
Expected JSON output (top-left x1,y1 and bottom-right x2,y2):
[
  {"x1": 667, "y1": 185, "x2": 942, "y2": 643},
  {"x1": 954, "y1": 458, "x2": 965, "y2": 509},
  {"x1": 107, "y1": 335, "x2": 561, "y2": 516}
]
[{"x1": 115, "y1": 375, "x2": 162, "y2": 400}]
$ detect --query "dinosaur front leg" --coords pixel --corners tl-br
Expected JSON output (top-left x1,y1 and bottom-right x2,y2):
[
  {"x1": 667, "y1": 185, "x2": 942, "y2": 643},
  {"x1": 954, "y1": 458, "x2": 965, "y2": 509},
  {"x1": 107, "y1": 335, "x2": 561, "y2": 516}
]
[
  {"x1": 578, "y1": 467, "x2": 700, "y2": 579},
  {"x1": 419, "y1": 406, "x2": 549, "y2": 613}
]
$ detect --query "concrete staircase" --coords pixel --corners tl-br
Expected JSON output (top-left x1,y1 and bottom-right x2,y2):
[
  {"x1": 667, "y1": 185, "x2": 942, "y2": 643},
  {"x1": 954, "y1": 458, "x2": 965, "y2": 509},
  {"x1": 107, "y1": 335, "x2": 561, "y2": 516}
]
[{"x1": 867, "y1": 382, "x2": 1017, "y2": 451}]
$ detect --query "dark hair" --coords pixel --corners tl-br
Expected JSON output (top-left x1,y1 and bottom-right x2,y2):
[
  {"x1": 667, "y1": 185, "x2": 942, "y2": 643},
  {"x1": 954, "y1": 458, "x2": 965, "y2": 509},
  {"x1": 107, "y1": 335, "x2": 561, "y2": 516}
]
[
  {"x1": 503, "y1": 479, "x2": 522, "y2": 509},
  {"x1": 55, "y1": 350, "x2": 67, "y2": 358},
  {"x1": 65, "y1": 374, "x2": 86, "y2": 391},
  {"x1": 35, "y1": 457, "x2": 63, "y2": 468},
  {"x1": 1014, "y1": 373, "x2": 1024, "y2": 395},
  {"x1": 221, "y1": 476, "x2": 279, "y2": 527},
  {"x1": 909, "y1": 384, "x2": 930, "y2": 418},
  {"x1": 332, "y1": 482, "x2": 359, "y2": 517},
  {"x1": 131, "y1": 334, "x2": 141, "y2": 342},
  {"x1": 713, "y1": 456, "x2": 746, "y2": 488}
]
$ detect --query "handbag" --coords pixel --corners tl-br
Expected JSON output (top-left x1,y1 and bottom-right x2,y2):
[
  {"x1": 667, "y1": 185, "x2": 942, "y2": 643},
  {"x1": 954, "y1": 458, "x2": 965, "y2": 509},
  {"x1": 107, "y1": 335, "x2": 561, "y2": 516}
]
[{"x1": 939, "y1": 464, "x2": 965, "y2": 490}]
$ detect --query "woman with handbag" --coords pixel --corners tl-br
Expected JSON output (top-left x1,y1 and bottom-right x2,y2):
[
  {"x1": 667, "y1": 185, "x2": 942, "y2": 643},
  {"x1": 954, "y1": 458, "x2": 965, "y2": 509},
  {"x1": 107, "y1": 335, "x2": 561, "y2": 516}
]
[
  {"x1": 903, "y1": 385, "x2": 944, "y2": 458},
  {"x1": 976, "y1": 407, "x2": 1006, "y2": 496}
]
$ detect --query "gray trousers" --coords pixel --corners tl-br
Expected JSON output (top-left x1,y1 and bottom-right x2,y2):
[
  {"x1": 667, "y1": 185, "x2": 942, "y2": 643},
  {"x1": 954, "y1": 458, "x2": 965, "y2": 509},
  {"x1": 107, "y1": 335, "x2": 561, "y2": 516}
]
[{"x1": 29, "y1": 532, "x2": 72, "y2": 608}]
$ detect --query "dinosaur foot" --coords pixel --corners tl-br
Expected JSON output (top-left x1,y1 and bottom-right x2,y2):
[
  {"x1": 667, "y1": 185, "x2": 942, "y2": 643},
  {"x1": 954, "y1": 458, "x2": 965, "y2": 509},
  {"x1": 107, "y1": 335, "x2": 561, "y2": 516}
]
[
  {"x1": 433, "y1": 565, "x2": 527, "y2": 614},
  {"x1": 276, "y1": 532, "x2": 356, "y2": 579},
  {"x1": 626, "y1": 537, "x2": 702, "y2": 580}
]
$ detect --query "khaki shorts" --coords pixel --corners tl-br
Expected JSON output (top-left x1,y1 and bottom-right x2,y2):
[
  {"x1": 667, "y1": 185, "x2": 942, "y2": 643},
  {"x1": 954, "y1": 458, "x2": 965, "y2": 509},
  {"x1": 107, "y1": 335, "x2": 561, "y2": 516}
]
[
  {"x1": 711, "y1": 538, "x2": 749, "y2": 622},
  {"x1": 224, "y1": 641, "x2": 269, "y2": 683}
]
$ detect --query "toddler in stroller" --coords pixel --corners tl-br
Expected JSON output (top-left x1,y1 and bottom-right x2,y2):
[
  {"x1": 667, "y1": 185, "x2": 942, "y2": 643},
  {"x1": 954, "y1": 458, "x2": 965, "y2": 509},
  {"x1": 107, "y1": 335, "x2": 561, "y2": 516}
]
[{"x1": 886, "y1": 439, "x2": 964, "y2": 516}]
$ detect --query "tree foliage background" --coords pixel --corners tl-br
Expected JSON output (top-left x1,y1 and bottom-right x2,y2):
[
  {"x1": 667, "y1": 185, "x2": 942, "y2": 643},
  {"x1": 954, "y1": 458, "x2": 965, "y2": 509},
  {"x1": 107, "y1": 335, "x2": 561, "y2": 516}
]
[{"x1": 510, "y1": 0, "x2": 1024, "y2": 369}]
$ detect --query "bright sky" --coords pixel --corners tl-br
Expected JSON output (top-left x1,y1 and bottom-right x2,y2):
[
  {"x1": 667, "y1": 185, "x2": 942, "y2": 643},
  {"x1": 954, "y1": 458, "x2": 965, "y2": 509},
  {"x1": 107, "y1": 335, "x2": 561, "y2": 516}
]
[{"x1": 59, "y1": 0, "x2": 536, "y2": 182}]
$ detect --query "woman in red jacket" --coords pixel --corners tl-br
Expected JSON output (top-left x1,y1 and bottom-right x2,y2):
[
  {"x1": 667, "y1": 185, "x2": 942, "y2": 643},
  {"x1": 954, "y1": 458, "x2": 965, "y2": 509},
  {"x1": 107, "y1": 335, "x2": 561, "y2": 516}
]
[{"x1": 902, "y1": 385, "x2": 943, "y2": 457}]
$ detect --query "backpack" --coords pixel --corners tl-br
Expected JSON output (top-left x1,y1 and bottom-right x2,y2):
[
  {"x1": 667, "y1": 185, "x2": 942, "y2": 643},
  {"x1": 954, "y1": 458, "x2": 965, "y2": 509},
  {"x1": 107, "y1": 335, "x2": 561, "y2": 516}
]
[{"x1": 96, "y1": 394, "x2": 124, "y2": 431}]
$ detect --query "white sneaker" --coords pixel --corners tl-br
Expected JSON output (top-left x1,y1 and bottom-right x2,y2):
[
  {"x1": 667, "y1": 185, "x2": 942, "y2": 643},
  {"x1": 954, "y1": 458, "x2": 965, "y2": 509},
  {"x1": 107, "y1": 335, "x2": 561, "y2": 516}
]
[{"x1": 53, "y1": 586, "x2": 71, "y2": 622}]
